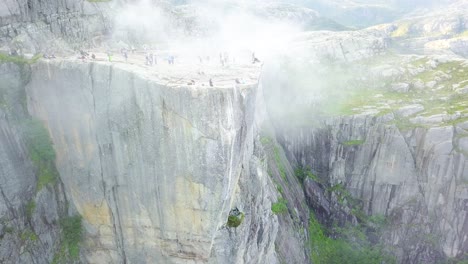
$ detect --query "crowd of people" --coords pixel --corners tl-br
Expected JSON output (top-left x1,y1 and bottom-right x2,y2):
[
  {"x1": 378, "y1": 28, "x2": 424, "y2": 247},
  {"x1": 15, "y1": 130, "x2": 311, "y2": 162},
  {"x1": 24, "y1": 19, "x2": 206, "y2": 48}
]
[{"x1": 39, "y1": 45, "x2": 260, "y2": 87}]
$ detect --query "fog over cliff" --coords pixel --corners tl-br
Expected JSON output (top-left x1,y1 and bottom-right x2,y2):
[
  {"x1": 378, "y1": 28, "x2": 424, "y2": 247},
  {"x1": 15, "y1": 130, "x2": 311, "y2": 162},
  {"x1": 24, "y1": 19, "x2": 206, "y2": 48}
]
[{"x1": 1, "y1": 0, "x2": 468, "y2": 264}]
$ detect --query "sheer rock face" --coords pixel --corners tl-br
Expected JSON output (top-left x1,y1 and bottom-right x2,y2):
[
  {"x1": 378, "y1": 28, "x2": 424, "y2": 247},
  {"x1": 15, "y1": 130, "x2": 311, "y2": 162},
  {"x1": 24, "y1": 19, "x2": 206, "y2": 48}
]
[
  {"x1": 277, "y1": 115, "x2": 468, "y2": 263},
  {"x1": 0, "y1": 63, "x2": 66, "y2": 264},
  {"x1": 20, "y1": 60, "x2": 300, "y2": 264},
  {"x1": 0, "y1": 0, "x2": 111, "y2": 52}
]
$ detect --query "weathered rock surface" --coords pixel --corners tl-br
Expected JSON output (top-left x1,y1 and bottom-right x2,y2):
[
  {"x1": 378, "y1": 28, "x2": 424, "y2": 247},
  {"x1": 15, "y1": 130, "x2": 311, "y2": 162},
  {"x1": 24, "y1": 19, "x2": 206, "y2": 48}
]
[
  {"x1": 276, "y1": 115, "x2": 468, "y2": 263},
  {"x1": 290, "y1": 28, "x2": 390, "y2": 63},
  {"x1": 0, "y1": 63, "x2": 66, "y2": 264},
  {"x1": 0, "y1": 0, "x2": 111, "y2": 53},
  {"x1": 18, "y1": 59, "x2": 306, "y2": 264}
]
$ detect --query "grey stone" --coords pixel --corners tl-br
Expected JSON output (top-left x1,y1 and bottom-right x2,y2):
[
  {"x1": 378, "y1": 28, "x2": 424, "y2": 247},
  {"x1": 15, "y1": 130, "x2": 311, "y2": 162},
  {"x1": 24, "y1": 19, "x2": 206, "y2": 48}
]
[
  {"x1": 395, "y1": 104, "x2": 424, "y2": 117},
  {"x1": 20, "y1": 60, "x2": 306, "y2": 264},
  {"x1": 391, "y1": 82, "x2": 410, "y2": 92},
  {"x1": 274, "y1": 113, "x2": 468, "y2": 262},
  {"x1": 458, "y1": 137, "x2": 468, "y2": 153},
  {"x1": 426, "y1": 81, "x2": 437, "y2": 88},
  {"x1": 411, "y1": 114, "x2": 446, "y2": 124}
]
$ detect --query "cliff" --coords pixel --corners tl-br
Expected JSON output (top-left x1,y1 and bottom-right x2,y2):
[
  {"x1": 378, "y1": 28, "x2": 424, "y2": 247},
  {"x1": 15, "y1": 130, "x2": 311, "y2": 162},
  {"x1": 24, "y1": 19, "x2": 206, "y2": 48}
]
[
  {"x1": 277, "y1": 115, "x2": 468, "y2": 262},
  {"x1": 0, "y1": 56, "x2": 309, "y2": 263},
  {"x1": 0, "y1": 0, "x2": 111, "y2": 53},
  {"x1": 1, "y1": 1, "x2": 468, "y2": 263},
  {"x1": 264, "y1": 40, "x2": 468, "y2": 262}
]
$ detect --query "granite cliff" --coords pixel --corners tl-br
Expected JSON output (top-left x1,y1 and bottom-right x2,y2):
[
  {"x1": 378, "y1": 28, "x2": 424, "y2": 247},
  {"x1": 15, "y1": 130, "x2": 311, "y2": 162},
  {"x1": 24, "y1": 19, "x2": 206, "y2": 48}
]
[{"x1": 1, "y1": 0, "x2": 468, "y2": 264}]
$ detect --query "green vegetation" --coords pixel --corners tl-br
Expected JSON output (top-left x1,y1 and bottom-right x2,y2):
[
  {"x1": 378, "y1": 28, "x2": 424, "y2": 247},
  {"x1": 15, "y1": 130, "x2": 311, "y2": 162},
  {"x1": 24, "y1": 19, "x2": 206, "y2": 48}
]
[
  {"x1": 260, "y1": 136, "x2": 287, "y2": 180},
  {"x1": 271, "y1": 198, "x2": 288, "y2": 214},
  {"x1": 327, "y1": 183, "x2": 384, "y2": 224},
  {"x1": 276, "y1": 50, "x2": 468, "y2": 129},
  {"x1": 276, "y1": 184, "x2": 284, "y2": 195},
  {"x1": 342, "y1": 140, "x2": 365, "y2": 146},
  {"x1": 20, "y1": 229, "x2": 38, "y2": 242},
  {"x1": 273, "y1": 146, "x2": 287, "y2": 180},
  {"x1": 333, "y1": 60, "x2": 467, "y2": 126},
  {"x1": 62, "y1": 216, "x2": 83, "y2": 258},
  {"x1": 392, "y1": 117, "x2": 426, "y2": 131},
  {"x1": 4, "y1": 226, "x2": 14, "y2": 234},
  {"x1": 22, "y1": 119, "x2": 58, "y2": 191},
  {"x1": 327, "y1": 183, "x2": 360, "y2": 208},
  {"x1": 308, "y1": 212, "x2": 396, "y2": 264},
  {"x1": 0, "y1": 53, "x2": 41, "y2": 65},
  {"x1": 227, "y1": 212, "x2": 245, "y2": 228},
  {"x1": 260, "y1": 136, "x2": 273, "y2": 146},
  {"x1": 446, "y1": 258, "x2": 468, "y2": 264},
  {"x1": 26, "y1": 200, "x2": 36, "y2": 220},
  {"x1": 53, "y1": 215, "x2": 83, "y2": 263},
  {"x1": 322, "y1": 87, "x2": 404, "y2": 117},
  {"x1": 294, "y1": 166, "x2": 320, "y2": 182},
  {"x1": 409, "y1": 57, "x2": 429, "y2": 68}
]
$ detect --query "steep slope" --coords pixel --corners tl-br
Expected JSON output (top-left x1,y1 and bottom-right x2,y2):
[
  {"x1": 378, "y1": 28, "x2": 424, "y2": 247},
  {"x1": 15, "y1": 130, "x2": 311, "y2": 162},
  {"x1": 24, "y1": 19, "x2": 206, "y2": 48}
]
[
  {"x1": 0, "y1": 0, "x2": 111, "y2": 54},
  {"x1": 263, "y1": 33, "x2": 468, "y2": 262},
  {"x1": 0, "y1": 62, "x2": 69, "y2": 263},
  {"x1": 6, "y1": 58, "x2": 307, "y2": 263}
]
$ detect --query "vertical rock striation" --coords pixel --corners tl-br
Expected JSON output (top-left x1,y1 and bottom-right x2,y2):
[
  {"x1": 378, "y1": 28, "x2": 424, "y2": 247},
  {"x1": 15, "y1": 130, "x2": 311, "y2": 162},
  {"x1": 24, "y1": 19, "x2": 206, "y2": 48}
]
[
  {"x1": 277, "y1": 115, "x2": 468, "y2": 263},
  {"x1": 0, "y1": 0, "x2": 111, "y2": 52},
  {"x1": 21, "y1": 60, "x2": 306, "y2": 263},
  {"x1": 0, "y1": 63, "x2": 67, "y2": 263}
]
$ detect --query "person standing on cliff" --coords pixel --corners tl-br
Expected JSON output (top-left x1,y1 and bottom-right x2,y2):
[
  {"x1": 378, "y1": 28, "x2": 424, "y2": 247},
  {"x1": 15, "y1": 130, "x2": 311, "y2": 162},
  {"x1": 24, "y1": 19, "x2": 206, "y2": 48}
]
[
  {"x1": 252, "y1": 52, "x2": 260, "y2": 64},
  {"x1": 145, "y1": 53, "x2": 150, "y2": 65},
  {"x1": 123, "y1": 49, "x2": 128, "y2": 62}
]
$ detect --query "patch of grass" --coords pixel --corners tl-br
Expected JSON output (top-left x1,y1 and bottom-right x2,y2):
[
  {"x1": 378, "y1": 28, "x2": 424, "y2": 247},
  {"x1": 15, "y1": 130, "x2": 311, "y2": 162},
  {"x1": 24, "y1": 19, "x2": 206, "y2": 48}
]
[
  {"x1": 415, "y1": 60, "x2": 467, "y2": 85},
  {"x1": 271, "y1": 198, "x2": 288, "y2": 214},
  {"x1": 445, "y1": 117, "x2": 468, "y2": 126},
  {"x1": 446, "y1": 257, "x2": 468, "y2": 264},
  {"x1": 276, "y1": 184, "x2": 284, "y2": 195},
  {"x1": 227, "y1": 212, "x2": 245, "y2": 228},
  {"x1": 52, "y1": 245, "x2": 66, "y2": 264},
  {"x1": 295, "y1": 166, "x2": 320, "y2": 183},
  {"x1": 392, "y1": 117, "x2": 427, "y2": 132},
  {"x1": 273, "y1": 146, "x2": 287, "y2": 180},
  {"x1": 22, "y1": 119, "x2": 58, "y2": 191},
  {"x1": 327, "y1": 183, "x2": 360, "y2": 208},
  {"x1": 60, "y1": 215, "x2": 83, "y2": 260},
  {"x1": 342, "y1": 140, "x2": 365, "y2": 146},
  {"x1": 320, "y1": 58, "x2": 468, "y2": 119},
  {"x1": 367, "y1": 214, "x2": 387, "y2": 228},
  {"x1": 414, "y1": 70, "x2": 438, "y2": 83},
  {"x1": 20, "y1": 229, "x2": 38, "y2": 242},
  {"x1": 23, "y1": 119, "x2": 55, "y2": 161},
  {"x1": 4, "y1": 226, "x2": 14, "y2": 234},
  {"x1": 410, "y1": 57, "x2": 429, "y2": 68},
  {"x1": 0, "y1": 53, "x2": 41, "y2": 65},
  {"x1": 26, "y1": 200, "x2": 36, "y2": 220},
  {"x1": 36, "y1": 166, "x2": 57, "y2": 191},
  {"x1": 308, "y1": 212, "x2": 396, "y2": 264},
  {"x1": 322, "y1": 88, "x2": 410, "y2": 117}
]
